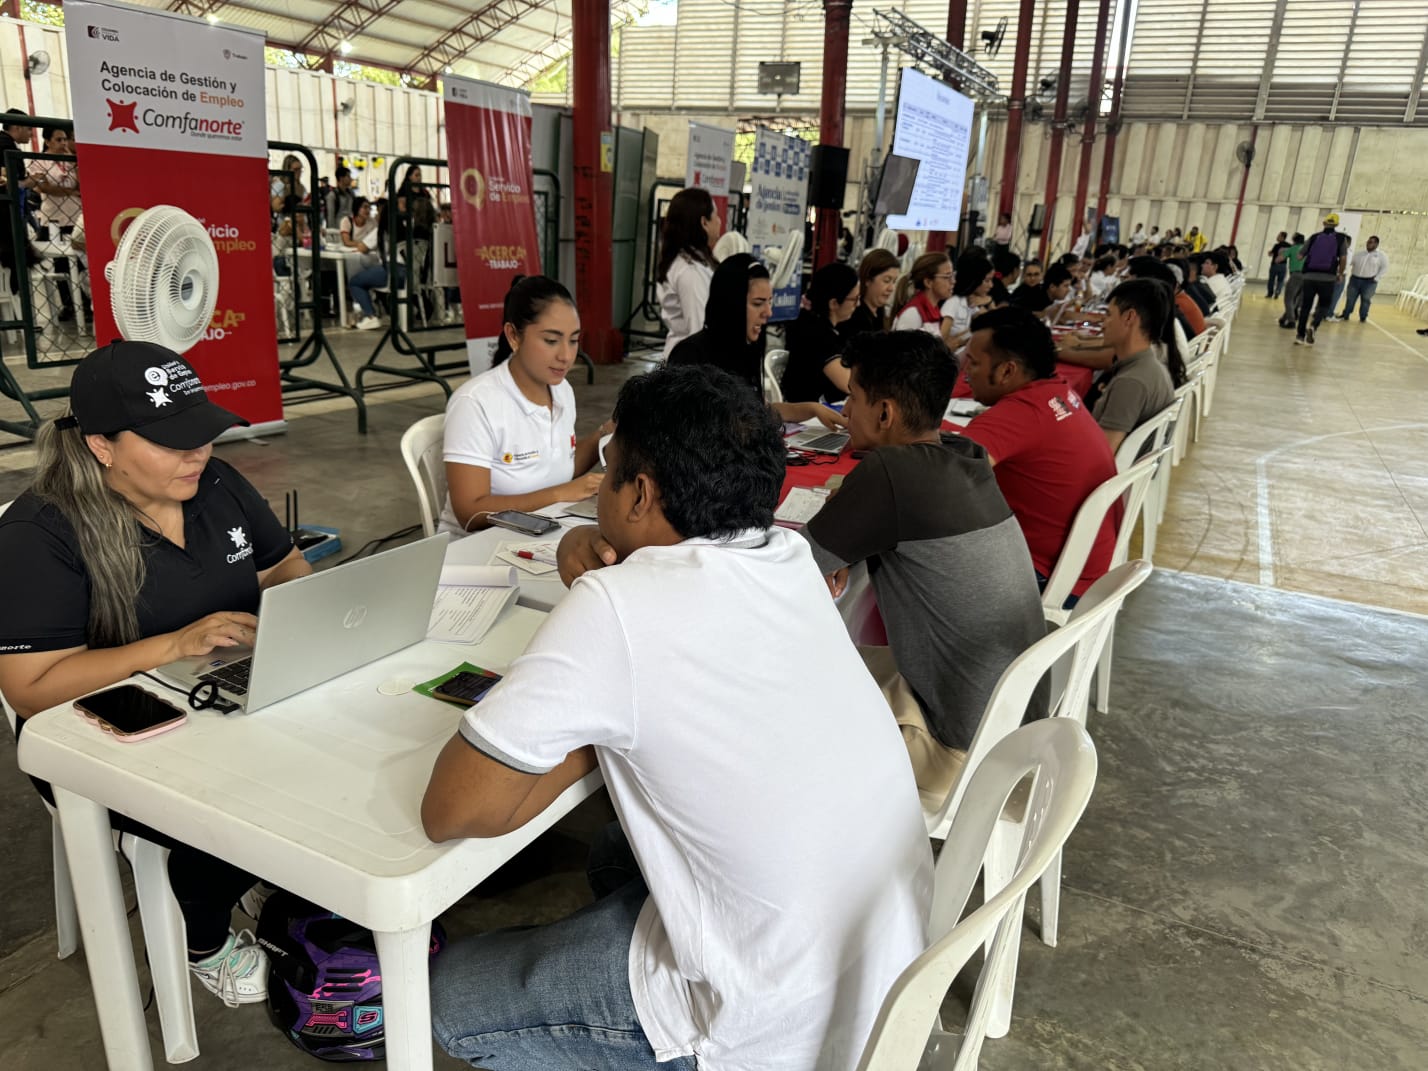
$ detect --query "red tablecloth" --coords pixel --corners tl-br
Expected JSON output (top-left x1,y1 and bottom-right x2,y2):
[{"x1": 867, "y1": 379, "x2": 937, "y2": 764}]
[
  {"x1": 951, "y1": 359, "x2": 1095, "y2": 402},
  {"x1": 779, "y1": 448, "x2": 860, "y2": 504}
]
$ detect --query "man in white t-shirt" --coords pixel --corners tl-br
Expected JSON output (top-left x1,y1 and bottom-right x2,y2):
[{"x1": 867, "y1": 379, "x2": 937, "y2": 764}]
[{"x1": 423, "y1": 364, "x2": 932, "y2": 1071}]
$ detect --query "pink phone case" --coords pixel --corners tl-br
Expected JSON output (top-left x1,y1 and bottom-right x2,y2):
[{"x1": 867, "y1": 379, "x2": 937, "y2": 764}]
[{"x1": 77, "y1": 707, "x2": 188, "y2": 742}]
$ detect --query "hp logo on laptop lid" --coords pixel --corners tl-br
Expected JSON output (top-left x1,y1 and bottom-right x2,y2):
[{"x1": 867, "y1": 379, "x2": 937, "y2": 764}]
[{"x1": 343, "y1": 605, "x2": 369, "y2": 630}]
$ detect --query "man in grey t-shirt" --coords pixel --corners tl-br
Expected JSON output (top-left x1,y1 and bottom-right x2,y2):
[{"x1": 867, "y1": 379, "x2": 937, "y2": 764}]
[
  {"x1": 1090, "y1": 278, "x2": 1179, "y2": 456},
  {"x1": 801, "y1": 332, "x2": 1047, "y2": 807}
]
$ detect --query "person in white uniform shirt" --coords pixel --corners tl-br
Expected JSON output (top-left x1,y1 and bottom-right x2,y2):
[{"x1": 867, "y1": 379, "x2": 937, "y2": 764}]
[
  {"x1": 422, "y1": 364, "x2": 932, "y2": 1071},
  {"x1": 439, "y1": 276, "x2": 611, "y2": 534},
  {"x1": 655, "y1": 188, "x2": 719, "y2": 359},
  {"x1": 941, "y1": 252, "x2": 996, "y2": 351},
  {"x1": 1336, "y1": 235, "x2": 1389, "y2": 323}
]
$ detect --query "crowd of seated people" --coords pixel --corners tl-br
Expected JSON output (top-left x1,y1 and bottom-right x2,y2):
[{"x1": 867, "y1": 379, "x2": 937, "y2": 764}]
[{"x1": 0, "y1": 189, "x2": 1243, "y2": 1065}]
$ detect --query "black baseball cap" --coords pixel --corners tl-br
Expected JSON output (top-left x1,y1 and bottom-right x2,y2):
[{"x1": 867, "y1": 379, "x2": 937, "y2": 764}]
[{"x1": 67, "y1": 340, "x2": 249, "y2": 449}]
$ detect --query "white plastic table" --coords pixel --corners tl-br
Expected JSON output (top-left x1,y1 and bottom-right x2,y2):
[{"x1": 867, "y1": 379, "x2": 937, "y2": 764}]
[
  {"x1": 16, "y1": 606, "x2": 602, "y2": 1071},
  {"x1": 32, "y1": 238, "x2": 89, "y2": 334},
  {"x1": 319, "y1": 249, "x2": 368, "y2": 327},
  {"x1": 444, "y1": 510, "x2": 595, "y2": 612}
]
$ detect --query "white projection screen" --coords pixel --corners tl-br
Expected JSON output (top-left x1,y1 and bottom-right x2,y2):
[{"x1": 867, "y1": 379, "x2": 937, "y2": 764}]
[{"x1": 885, "y1": 67, "x2": 974, "y2": 233}]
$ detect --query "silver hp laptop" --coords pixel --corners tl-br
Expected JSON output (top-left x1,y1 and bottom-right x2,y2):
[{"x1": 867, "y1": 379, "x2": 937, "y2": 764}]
[
  {"x1": 561, "y1": 496, "x2": 600, "y2": 520},
  {"x1": 787, "y1": 428, "x2": 850, "y2": 455},
  {"x1": 158, "y1": 534, "x2": 448, "y2": 714}
]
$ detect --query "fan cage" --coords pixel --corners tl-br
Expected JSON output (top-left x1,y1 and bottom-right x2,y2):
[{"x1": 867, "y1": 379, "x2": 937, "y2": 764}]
[{"x1": 107, "y1": 206, "x2": 220, "y2": 354}]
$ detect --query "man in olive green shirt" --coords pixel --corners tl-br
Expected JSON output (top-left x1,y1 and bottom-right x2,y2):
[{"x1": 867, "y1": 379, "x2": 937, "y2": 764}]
[{"x1": 1278, "y1": 232, "x2": 1306, "y2": 329}]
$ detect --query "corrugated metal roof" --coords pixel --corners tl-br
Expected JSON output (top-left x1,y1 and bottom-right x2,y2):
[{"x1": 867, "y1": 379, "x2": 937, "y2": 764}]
[{"x1": 1125, "y1": 0, "x2": 1428, "y2": 124}]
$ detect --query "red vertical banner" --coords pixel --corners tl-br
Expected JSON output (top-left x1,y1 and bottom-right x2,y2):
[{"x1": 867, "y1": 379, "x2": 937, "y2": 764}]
[
  {"x1": 443, "y1": 75, "x2": 541, "y2": 373},
  {"x1": 64, "y1": 0, "x2": 284, "y2": 431}
]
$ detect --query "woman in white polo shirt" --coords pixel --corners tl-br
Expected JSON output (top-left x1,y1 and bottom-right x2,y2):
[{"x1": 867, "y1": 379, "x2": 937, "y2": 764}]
[{"x1": 440, "y1": 276, "x2": 610, "y2": 534}]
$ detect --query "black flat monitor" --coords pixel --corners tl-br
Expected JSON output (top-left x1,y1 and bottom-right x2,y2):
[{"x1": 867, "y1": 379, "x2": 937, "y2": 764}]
[{"x1": 874, "y1": 154, "x2": 920, "y2": 218}]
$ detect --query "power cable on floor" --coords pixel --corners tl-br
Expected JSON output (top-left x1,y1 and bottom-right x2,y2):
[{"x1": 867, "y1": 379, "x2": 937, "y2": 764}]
[{"x1": 332, "y1": 524, "x2": 422, "y2": 566}]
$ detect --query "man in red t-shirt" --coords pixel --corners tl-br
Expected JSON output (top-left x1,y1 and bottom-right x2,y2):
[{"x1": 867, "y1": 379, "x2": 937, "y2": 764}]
[{"x1": 958, "y1": 306, "x2": 1120, "y2": 605}]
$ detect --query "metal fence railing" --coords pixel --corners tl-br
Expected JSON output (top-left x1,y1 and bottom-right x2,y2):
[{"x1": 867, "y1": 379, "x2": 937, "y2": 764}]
[{"x1": 0, "y1": 114, "x2": 81, "y2": 440}]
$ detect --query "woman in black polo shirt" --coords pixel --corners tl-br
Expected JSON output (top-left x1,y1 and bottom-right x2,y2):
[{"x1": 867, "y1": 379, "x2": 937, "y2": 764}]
[
  {"x1": 0, "y1": 341, "x2": 311, "y2": 1007},
  {"x1": 780, "y1": 262, "x2": 858, "y2": 404}
]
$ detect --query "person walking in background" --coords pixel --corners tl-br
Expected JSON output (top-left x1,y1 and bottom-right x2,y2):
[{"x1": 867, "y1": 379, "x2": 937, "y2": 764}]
[
  {"x1": 1278, "y1": 233, "x2": 1307, "y2": 329},
  {"x1": 1295, "y1": 214, "x2": 1349, "y2": 346},
  {"x1": 1336, "y1": 236, "x2": 1389, "y2": 324},
  {"x1": 1266, "y1": 232, "x2": 1289, "y2": 299}
]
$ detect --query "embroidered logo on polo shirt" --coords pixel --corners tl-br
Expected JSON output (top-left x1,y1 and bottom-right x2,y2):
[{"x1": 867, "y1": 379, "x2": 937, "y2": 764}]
[
  {"x1": 1047, "y1": 397, "x2": 1073, "y2": 422},
  {"x1": 226, "y1": 526, "x2": 254, "y2": 564},
  {"x1": 502, "y1": 452, "x2": 514, "y2": 464},
  {"x1": 500, "y1": 449, "x2": 540, "y2": 463}
]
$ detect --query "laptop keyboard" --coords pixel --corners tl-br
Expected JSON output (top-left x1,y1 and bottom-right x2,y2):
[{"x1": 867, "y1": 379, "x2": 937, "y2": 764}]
[{"x1": 200, "y1": 659, "x2": 253, "y2": 696}]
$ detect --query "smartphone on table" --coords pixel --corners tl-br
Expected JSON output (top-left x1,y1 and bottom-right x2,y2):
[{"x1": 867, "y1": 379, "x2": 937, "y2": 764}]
[
  {"x1": 431, "y1": 669, "x2": 503, "y2": 707},
  {"x1": 486, "y1": 510, "x2": 560, "y2": 536},
  {"x1": 74, "y1": 685, "x2": 187, "y2": 741}
]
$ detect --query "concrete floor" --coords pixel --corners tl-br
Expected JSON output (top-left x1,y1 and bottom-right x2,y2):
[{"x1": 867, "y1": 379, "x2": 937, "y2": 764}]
[{"x1": 1, "y1": 299, "x2": 1426, "y2": 1067}]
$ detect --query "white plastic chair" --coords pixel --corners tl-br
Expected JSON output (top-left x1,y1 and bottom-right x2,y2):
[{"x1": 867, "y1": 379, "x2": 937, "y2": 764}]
[
  {"x1": 2, "y1": 693, "x2": 200, "y2": 1062},
  {"x1": 400, "y1": 414, "x2": 447, "y2": 538},
  {"x1": 924, "y1": 562, "x2": 1150, "y2": 1043},
  {"x1": 712, "y1": 231, "x2": 750, "y2": 261},
  {"x1": 1394, "y1": 273, "x2": 1428, "y2": 315},
  {"x1": 858, "y1": 718, "x2": 1099, "y2": 1071},
  {"x1": 762, "y1": 348, "x2": 790, "y2": 405},
  {"x1": 1041, "y1": 450, "x2": 1166, "y2": 626},
  {"x1": 1114, "y1": 400, "x2": 1183, "y2": 562},
  {"x1": 1169, "y1": 375, "x2": 1202, "y2": 468},
  {"x1": 1041, "y1": 451, "x2": 1167, "y2": 716}
]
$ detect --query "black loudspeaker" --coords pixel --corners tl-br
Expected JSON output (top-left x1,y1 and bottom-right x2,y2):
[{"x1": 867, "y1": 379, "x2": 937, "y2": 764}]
[
  {"x1": 808, "y1": 145, "x2": 850, "y2": 209},
  {"x1": 1027, "y1": 203, "x2": 1047, "y2": 235}
]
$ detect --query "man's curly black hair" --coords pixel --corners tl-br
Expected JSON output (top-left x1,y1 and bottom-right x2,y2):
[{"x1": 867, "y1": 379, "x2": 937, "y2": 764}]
[{"x1": 609, "y1": 364, "x2": 785, "y2": 539}]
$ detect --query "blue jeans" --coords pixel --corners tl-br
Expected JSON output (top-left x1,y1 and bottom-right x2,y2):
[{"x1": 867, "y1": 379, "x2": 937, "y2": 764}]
[
  {"x1": 1340, "y1": 277, "x2": 1378, "y2": 321},
  {"x1": 430, "y1": 824, "x2": 697, "y2": 1071},
  {"x1": 348, "y1": 263, "x2": 405, "y2": 317},
  {"x1": 1266, "y1": 262, "x2": 1286, "y2": 298},
  {"x1": 1329, "y1": 278, "x2": 1346, "y2": 317},
  {"x1": 1035, "y1": 571, "x2": 1081, "y2": 610}
]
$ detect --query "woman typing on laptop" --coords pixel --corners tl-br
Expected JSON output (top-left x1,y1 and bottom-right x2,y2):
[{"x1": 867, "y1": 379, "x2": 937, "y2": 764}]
[
  {"x1": 0, "y1": 341, "x2": 310, "y2": 1007},
  {"x1": 439, "y1": 276, "x2": 613, "y2": 535}
]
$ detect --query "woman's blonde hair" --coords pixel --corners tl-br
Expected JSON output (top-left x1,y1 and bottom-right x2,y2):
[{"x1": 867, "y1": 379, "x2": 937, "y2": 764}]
[
  {"x1": 32, "y1": 417, "x2": 149, "y2": 647},
  {"x1": 893, "y1": 252, "x2": 951, "y2": 312}
]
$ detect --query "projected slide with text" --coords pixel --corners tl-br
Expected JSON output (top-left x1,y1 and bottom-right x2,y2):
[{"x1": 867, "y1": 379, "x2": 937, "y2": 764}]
[{"x1": 886, "y1": 68, "x2": 973, "y2": 233}]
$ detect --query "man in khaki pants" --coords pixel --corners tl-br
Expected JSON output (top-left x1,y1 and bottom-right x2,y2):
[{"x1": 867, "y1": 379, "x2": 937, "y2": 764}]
[{"x1": 801, "y1": 331, "x2": 1048, "y2": 810}]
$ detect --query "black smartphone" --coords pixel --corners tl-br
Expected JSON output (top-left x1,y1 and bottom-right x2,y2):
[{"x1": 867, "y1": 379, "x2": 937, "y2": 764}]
[
  {"x1": 487, "y1": 510, "x2": 560, "y2": 536},
  {"x1": 431, "y1": 669, "x2": 503, "y2": 707},
  {"x1": 73, "y1": 685, "x2": 187, "y2": 740}
]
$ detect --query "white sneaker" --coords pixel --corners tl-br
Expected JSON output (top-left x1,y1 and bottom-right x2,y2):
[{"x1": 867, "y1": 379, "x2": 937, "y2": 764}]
[
  {"x1": 355, "y1": 315, "x2": 382, "y2": 331},
  {"x1": 189, "y1": 929, "x2": 269, "y2": 1007}
]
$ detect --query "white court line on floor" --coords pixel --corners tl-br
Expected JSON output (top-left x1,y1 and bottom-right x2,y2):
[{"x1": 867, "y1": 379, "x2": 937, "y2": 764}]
[
  {"x1": 1366, "y1": 318, "x2": 1428, "y2": 364},
  {"x1": 1253, "y1": 422, "x2": 1428, "y2": 587}
]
